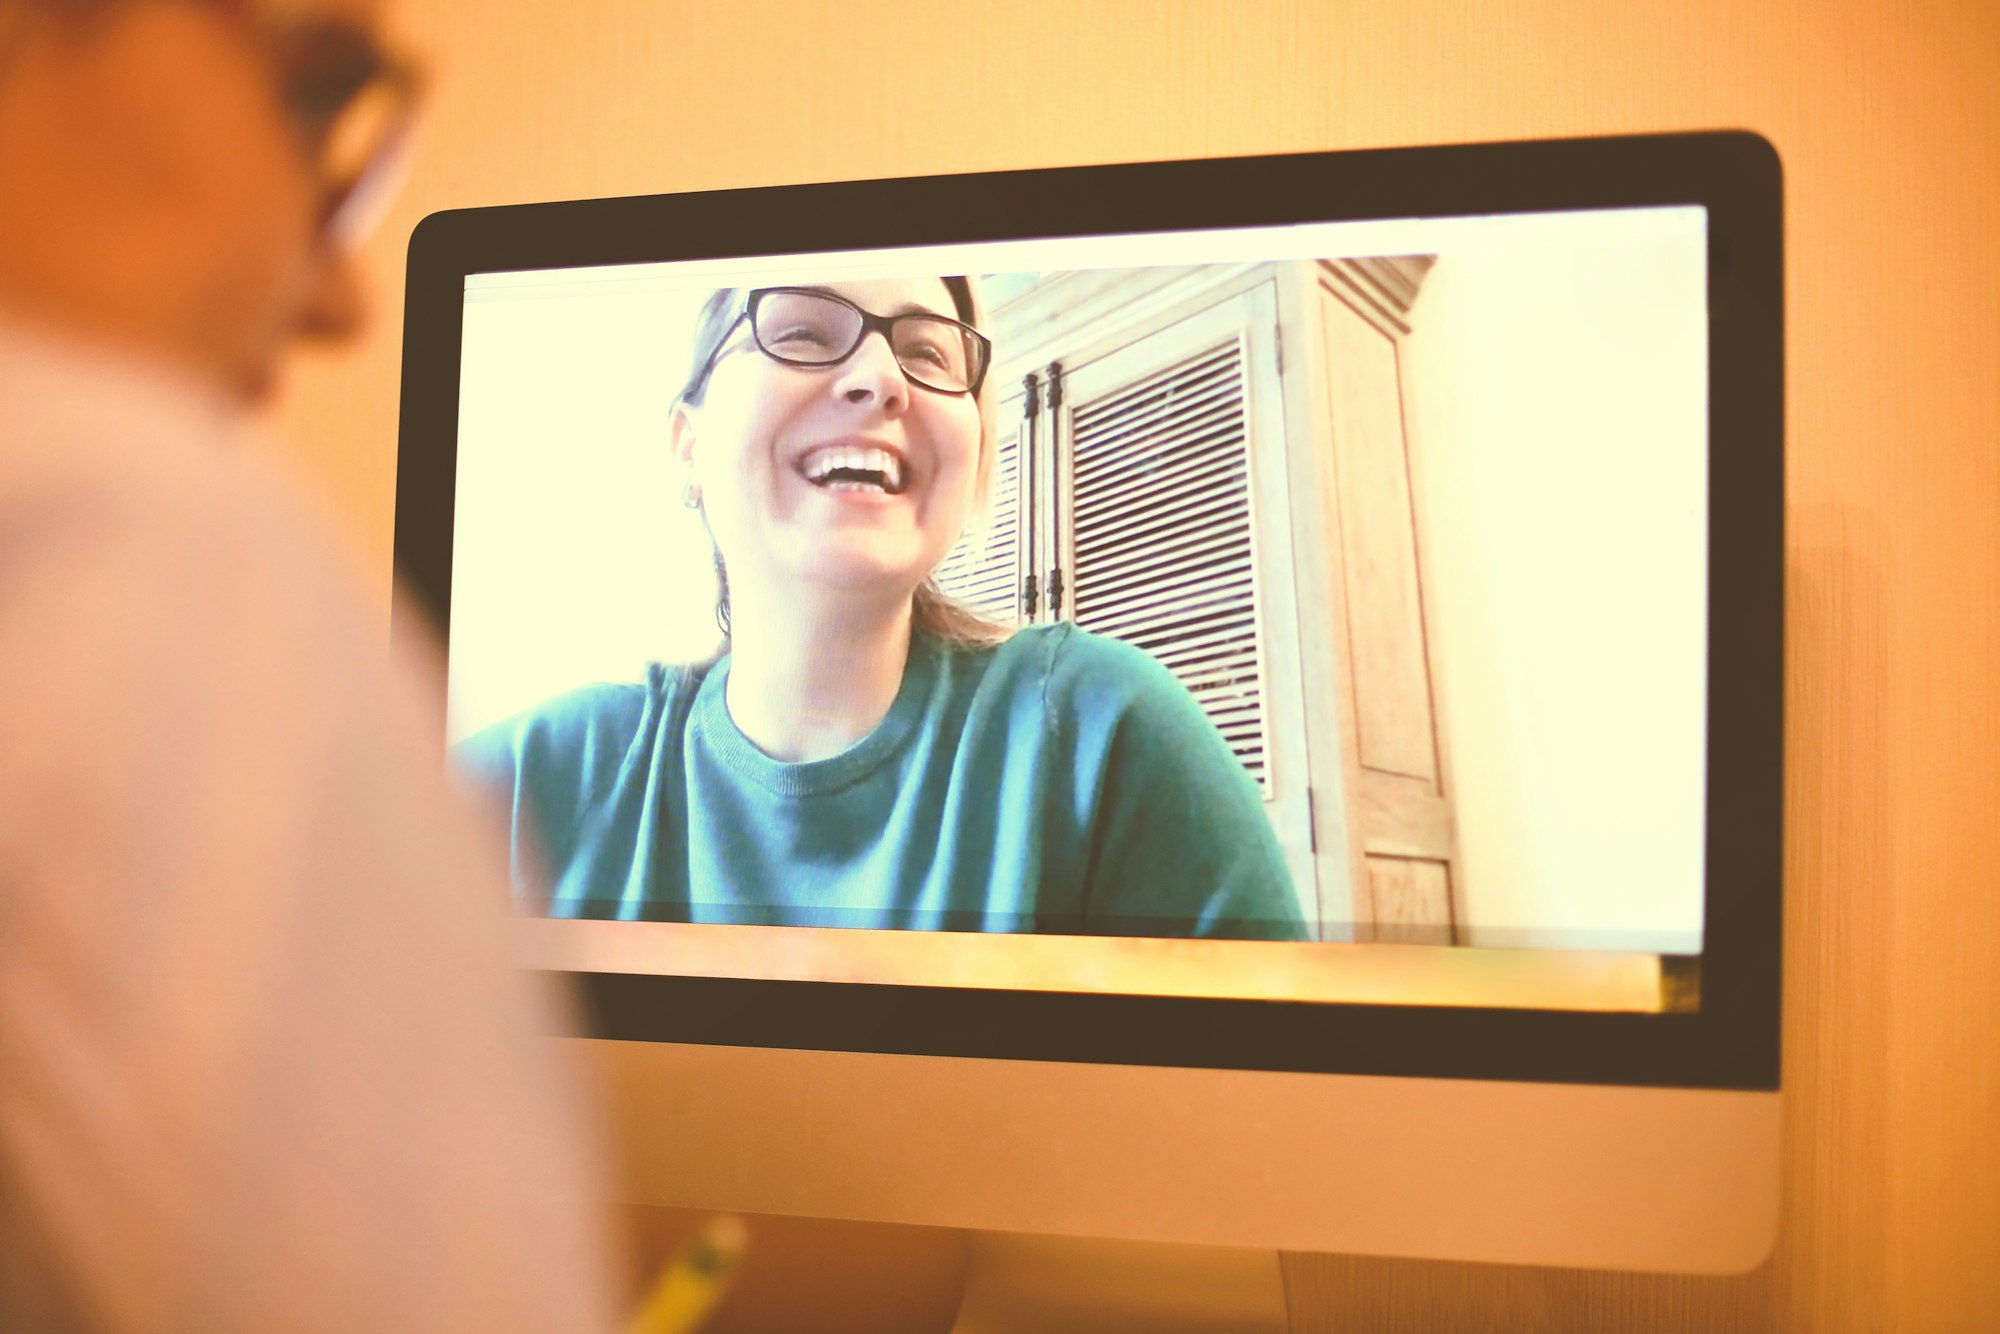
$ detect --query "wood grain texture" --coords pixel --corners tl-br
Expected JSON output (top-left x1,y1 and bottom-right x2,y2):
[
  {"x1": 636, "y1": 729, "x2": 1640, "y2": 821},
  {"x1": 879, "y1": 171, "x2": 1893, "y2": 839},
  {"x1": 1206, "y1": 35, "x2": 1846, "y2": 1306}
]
[
  {"x1": 1365, "y1": 856, "x2": 1454, "y2": 946},
  {"x1": 264, "y1": 0, "x2": 2000, "y2": 1327},
  {"x1": 1359, "y1": 768, "x2": 1454, "y2": 860},
  {"x1": 1322, "y1": 288, "x2": 1440, "y2": 784}
]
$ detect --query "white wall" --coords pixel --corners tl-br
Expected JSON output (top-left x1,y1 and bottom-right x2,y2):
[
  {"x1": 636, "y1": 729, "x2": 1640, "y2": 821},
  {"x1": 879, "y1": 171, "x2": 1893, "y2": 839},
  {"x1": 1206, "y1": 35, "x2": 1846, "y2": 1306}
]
[
  {"x1": 450, "y1": 282, "x2": 721, "y2": 743},
  {"x1": 1400, "y1": 208, "x2": 1708, "y2": 952}
]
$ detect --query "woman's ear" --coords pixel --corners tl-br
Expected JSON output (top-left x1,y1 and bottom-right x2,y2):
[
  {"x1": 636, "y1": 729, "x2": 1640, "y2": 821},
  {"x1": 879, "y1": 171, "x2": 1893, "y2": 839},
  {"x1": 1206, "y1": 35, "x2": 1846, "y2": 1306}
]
[{"x1": 669, "y1": 403, "x2": 698, "y2": 471}]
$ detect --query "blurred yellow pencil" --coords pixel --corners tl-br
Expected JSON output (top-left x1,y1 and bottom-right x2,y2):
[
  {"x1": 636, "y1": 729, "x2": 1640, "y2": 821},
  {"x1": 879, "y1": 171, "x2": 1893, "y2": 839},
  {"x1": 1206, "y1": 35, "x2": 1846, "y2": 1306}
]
[{"x1": 625, "y1": 1214, "x2": 749, "y2": 1334}]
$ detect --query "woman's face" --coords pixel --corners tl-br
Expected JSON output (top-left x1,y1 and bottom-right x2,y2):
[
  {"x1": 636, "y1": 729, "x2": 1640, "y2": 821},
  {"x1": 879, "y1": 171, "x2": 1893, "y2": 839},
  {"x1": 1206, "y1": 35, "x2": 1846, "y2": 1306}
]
[{"x1": 674, "y1": 277, "x2": 985, "y2": 619}]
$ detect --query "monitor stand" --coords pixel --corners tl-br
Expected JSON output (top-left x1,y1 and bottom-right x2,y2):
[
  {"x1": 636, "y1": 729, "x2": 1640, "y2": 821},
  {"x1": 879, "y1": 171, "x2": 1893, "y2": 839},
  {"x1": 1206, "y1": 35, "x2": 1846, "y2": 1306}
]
[{"x1": 949, "y1": 1233, "x2": 1288, "y2": 1334}]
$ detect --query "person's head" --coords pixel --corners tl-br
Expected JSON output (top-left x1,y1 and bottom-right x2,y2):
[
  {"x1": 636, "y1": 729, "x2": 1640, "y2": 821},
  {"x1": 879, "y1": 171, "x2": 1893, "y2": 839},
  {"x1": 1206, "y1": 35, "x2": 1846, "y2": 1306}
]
[
  {"x1": 0, "y1": 0, "x2": 418, "y2": 401},
  {"x1": 670, "y1": 277, "x2": 1010, "y2": 649}
]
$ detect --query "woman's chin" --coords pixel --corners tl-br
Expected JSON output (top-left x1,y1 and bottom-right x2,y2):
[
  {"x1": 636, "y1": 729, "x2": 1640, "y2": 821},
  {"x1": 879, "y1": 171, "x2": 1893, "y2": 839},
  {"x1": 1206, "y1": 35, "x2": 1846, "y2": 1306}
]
[{"x1": 784, "y1": 550, "x2": 933, "y2": 605}]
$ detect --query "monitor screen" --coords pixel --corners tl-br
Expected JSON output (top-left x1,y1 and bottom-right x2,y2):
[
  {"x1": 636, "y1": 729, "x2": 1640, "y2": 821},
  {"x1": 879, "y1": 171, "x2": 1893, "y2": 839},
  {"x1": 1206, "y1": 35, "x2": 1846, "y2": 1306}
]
[{"x1": 398, "y1": 136, "x2": 1781, "y2": 1089}]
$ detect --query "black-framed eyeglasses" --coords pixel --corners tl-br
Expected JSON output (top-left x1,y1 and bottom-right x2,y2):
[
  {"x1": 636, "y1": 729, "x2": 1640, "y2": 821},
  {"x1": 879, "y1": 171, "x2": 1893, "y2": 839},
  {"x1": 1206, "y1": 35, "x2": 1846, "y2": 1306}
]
[
  {"x1": 697, "y1": 287, "x2": 992, "y2": 398},
  {"x1": 256, "y1": 11, "x2": 425, "y2": 251}
]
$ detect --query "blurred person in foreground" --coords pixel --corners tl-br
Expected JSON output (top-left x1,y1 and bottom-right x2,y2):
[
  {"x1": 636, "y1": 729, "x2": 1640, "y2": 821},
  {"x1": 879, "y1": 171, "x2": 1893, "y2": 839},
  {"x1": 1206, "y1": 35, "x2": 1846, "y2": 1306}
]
[{"x1": 0, "y1": 1, "x2": 617, "y2": 1330}]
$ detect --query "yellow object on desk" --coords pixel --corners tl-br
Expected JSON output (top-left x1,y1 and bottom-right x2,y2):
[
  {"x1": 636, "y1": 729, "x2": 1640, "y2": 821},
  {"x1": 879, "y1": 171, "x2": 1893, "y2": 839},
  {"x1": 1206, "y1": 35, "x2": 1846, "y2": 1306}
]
[{"x1": 626, "y1": 1213, "x2": 750, "y2": 1334}]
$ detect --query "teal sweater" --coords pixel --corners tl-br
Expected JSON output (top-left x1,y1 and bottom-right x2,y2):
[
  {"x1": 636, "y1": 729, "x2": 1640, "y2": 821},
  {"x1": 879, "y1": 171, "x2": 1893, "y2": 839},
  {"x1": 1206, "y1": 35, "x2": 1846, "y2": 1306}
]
[{"x1": 455, "y1": 623, "x2": 1307, "y2": 940}]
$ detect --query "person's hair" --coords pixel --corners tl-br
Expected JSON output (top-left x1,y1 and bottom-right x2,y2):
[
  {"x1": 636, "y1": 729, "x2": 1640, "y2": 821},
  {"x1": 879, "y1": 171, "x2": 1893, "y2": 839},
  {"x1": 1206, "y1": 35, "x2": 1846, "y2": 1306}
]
[{"x1": 673, "y1": 277, "x2": 1014, "y2": 654}]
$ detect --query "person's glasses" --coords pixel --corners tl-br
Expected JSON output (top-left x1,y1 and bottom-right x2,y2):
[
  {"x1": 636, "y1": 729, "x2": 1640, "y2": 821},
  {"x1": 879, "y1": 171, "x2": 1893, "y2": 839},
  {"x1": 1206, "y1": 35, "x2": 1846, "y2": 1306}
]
[
  {"x1": 256, "y1": 10, "x2": 424, "y2": 251},
  {"x1": 731, "y1": 287, "x2": 992, "y2": 397}
]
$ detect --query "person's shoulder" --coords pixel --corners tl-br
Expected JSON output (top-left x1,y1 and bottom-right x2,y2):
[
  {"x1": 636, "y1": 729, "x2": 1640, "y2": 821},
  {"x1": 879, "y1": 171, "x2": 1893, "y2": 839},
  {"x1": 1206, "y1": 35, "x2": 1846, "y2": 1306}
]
[
  {"x1": 509, "y1": 680, "x2": 653, "y2": 737},
  {"x1": 1044, "y1": 622, "x2": 1169, "y2": 672},
  {"x1": 934, "y1": 623, "x2": 1198, "y2": 743},
  {"x1": 454, "y1": 663, "x2": 699, "y2": 772},
  {"x1": 0, "y1": 387, "x2": 476, "y2": 845},
  {"x1": 1027, "y1": 622, "x2": 1187, "y2": 712},
  {"x1": 0, "y1": 398, "x2": 393, "y2": 721},
  {"x1": 948, "y1": 622, "x2": 1154, "y2": 682},
  {"x1": 0, "y1": 407, "x2": 298, "y2": 595}
]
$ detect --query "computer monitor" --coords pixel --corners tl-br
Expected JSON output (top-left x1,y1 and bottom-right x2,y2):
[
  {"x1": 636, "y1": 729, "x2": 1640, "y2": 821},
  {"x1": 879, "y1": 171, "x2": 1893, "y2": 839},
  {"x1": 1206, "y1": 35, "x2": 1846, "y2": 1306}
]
[{"x1": 394, "y1": 131, "x2": 1783, "y2": 1297}]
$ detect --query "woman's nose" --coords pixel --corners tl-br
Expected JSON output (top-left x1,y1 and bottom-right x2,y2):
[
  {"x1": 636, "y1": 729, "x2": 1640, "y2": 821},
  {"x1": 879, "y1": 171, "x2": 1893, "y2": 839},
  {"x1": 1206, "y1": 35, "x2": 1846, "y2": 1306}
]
[{"x1": 831, "y1": 330, "x2": 910, "y2": 412}]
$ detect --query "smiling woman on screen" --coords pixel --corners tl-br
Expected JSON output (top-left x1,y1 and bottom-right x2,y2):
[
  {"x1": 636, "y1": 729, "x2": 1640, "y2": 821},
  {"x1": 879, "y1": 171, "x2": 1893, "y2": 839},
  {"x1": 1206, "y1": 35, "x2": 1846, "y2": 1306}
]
[{"x1": 454, "y1": 276, "x2": 1306, "y2": 940}]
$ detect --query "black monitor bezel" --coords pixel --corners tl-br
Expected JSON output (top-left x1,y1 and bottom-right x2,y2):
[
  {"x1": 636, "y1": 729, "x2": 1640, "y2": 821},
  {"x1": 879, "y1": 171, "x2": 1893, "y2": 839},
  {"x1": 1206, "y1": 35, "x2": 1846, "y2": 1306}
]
[{"x1": 395, "y1": 130, "x2": 1784, "y2": 1092}]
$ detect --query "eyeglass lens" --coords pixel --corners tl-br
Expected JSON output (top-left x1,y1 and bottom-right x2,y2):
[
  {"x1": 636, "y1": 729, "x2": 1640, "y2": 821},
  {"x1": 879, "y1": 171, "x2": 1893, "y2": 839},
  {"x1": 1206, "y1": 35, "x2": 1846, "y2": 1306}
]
[
  {"x1": 268, "y1": 19, "x2": 418, "y2": 250},
  {"x1": 316, "y1": 75, "x2": 415, "y2": 247},
  {"x1": 752, "y1": 290, "x2": 982, "y2": 393}
]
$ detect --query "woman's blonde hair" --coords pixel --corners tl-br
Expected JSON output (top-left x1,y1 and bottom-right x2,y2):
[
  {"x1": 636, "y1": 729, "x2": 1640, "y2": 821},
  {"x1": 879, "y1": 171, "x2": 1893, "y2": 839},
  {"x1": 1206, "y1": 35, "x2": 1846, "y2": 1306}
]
[{"x1": 674, "y1": 276, "x2": 1014, "y2": 653}]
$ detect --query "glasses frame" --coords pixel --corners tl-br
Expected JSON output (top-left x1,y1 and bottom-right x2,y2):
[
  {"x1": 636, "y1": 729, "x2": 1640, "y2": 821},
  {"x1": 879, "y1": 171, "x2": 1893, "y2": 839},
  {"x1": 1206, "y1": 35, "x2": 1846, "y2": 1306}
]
[
  {"x1": 311, "y1": 57, "x2": 423, "y2": 249},
  {"x1": 252, "y1": 11, "x2": 426, "y2": 251},
  {"x1": 694, "y1": 286, "x2": 992, "y2": 400}
]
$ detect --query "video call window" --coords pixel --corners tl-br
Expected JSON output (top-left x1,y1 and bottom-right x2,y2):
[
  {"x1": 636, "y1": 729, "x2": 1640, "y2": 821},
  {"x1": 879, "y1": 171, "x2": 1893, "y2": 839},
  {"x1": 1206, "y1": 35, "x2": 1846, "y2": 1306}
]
[{"x1": 448, "y1": 207, "x2": 1708, "y2": 1016}]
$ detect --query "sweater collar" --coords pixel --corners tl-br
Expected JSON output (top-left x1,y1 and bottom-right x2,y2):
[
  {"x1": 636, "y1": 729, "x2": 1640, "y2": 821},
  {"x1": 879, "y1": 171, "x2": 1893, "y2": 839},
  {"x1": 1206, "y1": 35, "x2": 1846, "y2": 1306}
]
[{"x1": 690, "y1": 632, "x2": 940, "y2": 796}]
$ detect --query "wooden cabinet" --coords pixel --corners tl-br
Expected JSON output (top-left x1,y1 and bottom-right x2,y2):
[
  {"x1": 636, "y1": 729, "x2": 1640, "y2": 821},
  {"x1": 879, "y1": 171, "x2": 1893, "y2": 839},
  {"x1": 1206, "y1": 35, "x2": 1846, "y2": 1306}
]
[{"x1": 1282, "y1": 258, "x2": 1463, "y2": 944}]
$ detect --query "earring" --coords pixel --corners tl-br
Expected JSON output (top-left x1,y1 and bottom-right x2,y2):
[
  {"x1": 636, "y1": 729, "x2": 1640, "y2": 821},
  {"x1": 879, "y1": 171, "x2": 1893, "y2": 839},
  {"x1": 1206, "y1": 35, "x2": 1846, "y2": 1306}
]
[{"x1": 681, "y1": 482, "x2": 702, "y2": 510}]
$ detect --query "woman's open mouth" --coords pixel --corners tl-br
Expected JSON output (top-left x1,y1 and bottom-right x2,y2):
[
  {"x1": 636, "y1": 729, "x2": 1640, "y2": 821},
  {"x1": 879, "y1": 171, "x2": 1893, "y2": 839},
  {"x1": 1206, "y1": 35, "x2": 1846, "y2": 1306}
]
[{"x1": 798, "y1": 444, "x2": 906, "y2": 496}]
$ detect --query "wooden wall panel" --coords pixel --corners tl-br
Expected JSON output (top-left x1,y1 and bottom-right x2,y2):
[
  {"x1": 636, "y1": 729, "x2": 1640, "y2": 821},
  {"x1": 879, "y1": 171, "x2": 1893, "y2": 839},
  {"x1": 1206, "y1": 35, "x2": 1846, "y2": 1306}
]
[
  {"x1": 1320, "y1": 291, "x2": 1438, "y2": 784},
  {"x1": 1365, "y1": 857, "x2": 1454, "y2": 947},
  {"x1": 265, "y1": 1, "x2": 2000, "y2": 1327}
]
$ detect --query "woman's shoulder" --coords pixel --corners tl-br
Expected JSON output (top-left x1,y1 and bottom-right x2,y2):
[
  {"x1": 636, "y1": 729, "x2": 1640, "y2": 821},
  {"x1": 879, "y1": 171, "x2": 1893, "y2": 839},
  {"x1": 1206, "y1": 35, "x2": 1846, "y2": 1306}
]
[
  {"x1": 452, "y1": 661, "x2": 709, "y2": 774},
  {"x1": 956, "y1": 622, "x2": 1190, "y2": 717}
]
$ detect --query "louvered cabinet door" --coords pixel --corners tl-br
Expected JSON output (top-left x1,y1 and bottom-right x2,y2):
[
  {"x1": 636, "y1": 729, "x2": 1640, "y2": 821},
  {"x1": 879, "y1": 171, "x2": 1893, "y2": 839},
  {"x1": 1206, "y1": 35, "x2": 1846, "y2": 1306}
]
[
  {"x1": 933, "y1": 386, "x2": 1028, "y2": 625},
  {"x1": 1057, "y1": 285, "x2": 1318, "y2": 931}
]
